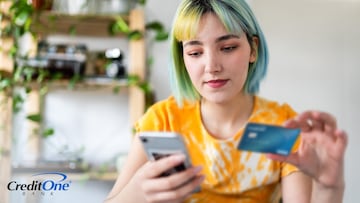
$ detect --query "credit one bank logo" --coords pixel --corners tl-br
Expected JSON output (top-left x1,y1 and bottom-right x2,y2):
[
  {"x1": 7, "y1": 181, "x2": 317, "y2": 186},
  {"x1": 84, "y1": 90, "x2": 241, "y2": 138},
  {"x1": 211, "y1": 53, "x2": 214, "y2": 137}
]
[{"x1": 7, "y1": 172, "x2": 71, "y2": 195}]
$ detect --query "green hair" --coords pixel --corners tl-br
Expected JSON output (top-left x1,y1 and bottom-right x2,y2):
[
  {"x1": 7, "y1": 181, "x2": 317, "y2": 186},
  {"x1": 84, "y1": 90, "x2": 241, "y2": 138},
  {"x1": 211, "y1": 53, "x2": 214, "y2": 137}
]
[{"x1": 169, "y1": 0, "x2": 269, "y2": 106}]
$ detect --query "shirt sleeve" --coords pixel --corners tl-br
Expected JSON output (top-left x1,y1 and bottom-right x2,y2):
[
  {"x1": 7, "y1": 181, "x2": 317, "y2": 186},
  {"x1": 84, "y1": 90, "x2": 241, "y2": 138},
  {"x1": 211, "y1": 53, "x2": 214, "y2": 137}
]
[{"x1": 134, "y1": 106, "x2": 159, "y2": 133}]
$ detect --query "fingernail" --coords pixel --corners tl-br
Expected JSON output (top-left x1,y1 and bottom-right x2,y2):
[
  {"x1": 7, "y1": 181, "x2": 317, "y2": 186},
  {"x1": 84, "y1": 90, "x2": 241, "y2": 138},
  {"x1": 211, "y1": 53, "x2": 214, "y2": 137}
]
[
  {"x1": 173, "y1": 153, "x2": 185, "y2": 162},
  {"x1": 198, "y1": 175, "x2": 205, "y2": 182},
  {"x1": 193, "y1": 166, "x2": 203, "y2": 173}
]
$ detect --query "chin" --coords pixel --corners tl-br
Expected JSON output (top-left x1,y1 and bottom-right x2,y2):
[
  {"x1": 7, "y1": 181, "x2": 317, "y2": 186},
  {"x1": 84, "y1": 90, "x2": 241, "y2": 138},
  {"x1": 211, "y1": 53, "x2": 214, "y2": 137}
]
[
  {"x1": 201, "y1": 90, "x2": 246, "y2": 104},
  {"x1": 202, "y1": 92, "x2": 233, "y2": 104}
]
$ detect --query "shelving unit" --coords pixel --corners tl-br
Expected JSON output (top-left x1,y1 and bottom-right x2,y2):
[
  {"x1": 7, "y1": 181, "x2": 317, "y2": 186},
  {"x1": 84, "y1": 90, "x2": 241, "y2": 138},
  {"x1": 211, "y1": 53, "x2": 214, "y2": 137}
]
[
  {"x1": 0, "y1": 2, "x2": 146, "y2": 201},
  {"x1": 0, "y1": 2, "x2": 14, "y2": 202},
  {"x1": 32, "y1": 11, "x2": 129, "y2": 37}
]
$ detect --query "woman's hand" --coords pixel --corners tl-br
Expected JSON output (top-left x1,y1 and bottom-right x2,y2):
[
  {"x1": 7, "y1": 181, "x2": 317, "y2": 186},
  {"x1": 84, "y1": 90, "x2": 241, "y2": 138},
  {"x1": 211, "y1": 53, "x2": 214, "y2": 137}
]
[
  {"x1": 128, "y1": 153, "x2": 204, "y2": 203},
  {"x1": 267, "y1": 111, "x2": 348, "y2": 189}
]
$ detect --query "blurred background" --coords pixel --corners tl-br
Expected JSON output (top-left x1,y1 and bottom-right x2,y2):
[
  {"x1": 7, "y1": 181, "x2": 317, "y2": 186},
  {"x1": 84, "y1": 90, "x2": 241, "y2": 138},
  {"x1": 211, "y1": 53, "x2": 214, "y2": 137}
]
[{"x1": 0, "y1": 0, "x2": 359, "y2": 202}]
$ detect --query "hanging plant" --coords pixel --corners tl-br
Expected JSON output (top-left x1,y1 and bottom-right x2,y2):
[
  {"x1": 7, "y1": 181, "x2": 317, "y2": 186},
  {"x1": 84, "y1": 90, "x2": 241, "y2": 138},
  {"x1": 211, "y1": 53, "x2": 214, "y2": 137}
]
[{"x1": 0, "y1": 0, "x2": 54, "y2": 138}]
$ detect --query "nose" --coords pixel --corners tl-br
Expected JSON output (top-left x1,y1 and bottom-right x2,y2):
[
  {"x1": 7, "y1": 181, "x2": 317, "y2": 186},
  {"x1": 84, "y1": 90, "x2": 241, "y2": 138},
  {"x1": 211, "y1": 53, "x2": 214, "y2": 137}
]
[{"x1": 204, "y1": 52, "x2": 222, "y2": 74}]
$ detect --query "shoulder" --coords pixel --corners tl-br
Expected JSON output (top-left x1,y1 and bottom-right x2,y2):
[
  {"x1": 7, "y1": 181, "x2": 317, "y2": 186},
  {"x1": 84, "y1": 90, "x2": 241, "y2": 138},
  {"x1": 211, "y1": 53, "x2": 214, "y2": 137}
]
[
  {"x1": 148, "y1": 95, "x2": 181, "y2": 111},
  {"x1": 253, "y1": 96, "x2": 298, "y2": 123},
  {"x1": 147, "y1": 96, "x2": 197, "y2": 115},
  {"x1": 135, "y1": 96, "x2": 197, "y2": 132}
]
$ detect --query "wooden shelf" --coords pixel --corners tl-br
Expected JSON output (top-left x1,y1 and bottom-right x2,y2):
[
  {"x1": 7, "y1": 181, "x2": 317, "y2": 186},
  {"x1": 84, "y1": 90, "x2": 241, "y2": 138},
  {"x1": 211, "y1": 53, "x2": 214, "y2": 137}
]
[
  {"x1": 12, "y1": 165, "x2": 118, "y2": 181},
  {"x1": 27, "y1": 76, "x2": 130, "y2": 90},
  {"x1": 31, "y1": 11, "x2": 129, "y2": 37}
]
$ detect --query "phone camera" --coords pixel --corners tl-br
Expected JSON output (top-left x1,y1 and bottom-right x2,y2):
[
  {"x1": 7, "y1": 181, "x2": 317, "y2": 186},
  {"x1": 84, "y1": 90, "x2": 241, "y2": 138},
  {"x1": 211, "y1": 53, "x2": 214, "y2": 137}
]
[{"x1": 140, "y1": 137, "x2": 148, "y2": 143}]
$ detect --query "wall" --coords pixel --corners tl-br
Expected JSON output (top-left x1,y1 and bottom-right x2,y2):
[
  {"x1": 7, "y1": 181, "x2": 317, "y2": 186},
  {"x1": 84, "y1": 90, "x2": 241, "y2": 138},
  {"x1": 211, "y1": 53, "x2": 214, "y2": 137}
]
[{"x1": 250, "y1": 1, "x2": 360, "y2": 202}]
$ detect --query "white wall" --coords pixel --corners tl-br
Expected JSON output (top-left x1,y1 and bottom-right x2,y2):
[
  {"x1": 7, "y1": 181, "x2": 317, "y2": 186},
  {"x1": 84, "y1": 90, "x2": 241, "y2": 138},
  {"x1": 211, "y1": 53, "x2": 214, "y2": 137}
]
[{"x1": 250, "y1": 1, "x2": 360, "y2": 202}]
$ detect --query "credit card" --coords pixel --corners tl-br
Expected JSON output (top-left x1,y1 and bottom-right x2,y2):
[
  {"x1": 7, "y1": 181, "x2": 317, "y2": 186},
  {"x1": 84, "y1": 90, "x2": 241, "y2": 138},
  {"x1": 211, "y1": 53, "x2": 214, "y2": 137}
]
[{"x1": 237, "y1": 123, "x2": 300, "y2": 155}]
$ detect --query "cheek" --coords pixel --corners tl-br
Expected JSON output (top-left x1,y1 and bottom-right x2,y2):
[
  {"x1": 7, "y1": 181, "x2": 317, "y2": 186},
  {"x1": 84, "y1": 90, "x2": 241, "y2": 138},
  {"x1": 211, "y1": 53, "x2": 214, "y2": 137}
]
[
  {"x1": 184, "y1": 58, "x2": 201, "y2": 81},
  {"x1": 225, "y1": 56, "x2": 250, "y2": 73}
]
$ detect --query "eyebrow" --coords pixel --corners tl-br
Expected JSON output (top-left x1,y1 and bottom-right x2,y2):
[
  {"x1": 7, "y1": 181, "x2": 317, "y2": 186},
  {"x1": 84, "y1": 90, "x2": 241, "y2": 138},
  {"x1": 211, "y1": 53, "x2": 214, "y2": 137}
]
[{"x1": 183, "y1": 34, "x2": 240, "y2": 48}]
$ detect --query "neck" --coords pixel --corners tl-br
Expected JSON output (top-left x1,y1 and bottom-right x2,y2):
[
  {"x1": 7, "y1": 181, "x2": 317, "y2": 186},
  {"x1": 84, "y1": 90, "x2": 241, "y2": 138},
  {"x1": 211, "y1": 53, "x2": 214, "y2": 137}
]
[{"x1": 200, "y1": 94, "x2": 254, "y2": 140}]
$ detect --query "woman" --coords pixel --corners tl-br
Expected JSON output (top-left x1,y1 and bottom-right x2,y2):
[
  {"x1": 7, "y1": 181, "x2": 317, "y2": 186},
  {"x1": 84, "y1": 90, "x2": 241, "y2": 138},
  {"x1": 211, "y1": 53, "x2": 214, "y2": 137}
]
[{"x1": 106, "y1": 0, "x2": 347, "y2": 202}]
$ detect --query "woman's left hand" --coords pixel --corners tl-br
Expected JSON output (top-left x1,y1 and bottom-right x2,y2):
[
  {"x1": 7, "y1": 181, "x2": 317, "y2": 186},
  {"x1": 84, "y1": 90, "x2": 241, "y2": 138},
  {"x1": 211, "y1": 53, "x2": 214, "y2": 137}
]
[{"x1": 267, "y1": 111, "x2": 348, "y2": 189}]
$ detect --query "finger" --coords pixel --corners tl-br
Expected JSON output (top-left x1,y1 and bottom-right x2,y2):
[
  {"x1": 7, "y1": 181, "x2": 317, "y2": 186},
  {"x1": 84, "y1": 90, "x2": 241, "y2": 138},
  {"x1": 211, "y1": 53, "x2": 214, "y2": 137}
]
[
  {"x1": 307, "y1": 118, "x2": 324, "y2": 132},
  {"x1": 146, "y1": 175, "x2": 204, "y2": 203},
  {"x1": 283, "y1": 119, "x2": 298, "y2": 128},
  {"x1": 296, "y1": 111, "x2": 318, "y2": 132},
  {"x1": 314, "y1": 111, "x2": 337, "y2": 133},
  {"x1": 294, "y1": 111, "x2": 331, "y2": 133},
  {"x1": 284, "y1": 117, "x2": 312, "y2": 132},
  {"x1": 143, "y1": 166, "x2": 203, "y2": 192},
  {"x1": 143, "y1": 154, "x2": 186, "y2": 178},
  {"x1": 266, "y1": 153, "x2": 300, "y2": 167},
  {"x1": 335, "y1": 129, "x2": 348, "y2": 153}
]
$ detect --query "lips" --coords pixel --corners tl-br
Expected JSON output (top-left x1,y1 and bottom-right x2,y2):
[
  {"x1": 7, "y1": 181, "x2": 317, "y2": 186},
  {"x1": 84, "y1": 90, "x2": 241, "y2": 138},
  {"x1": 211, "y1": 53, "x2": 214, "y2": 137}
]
[{"x1": 206, "y1": 79, "x2": 228, "y2": 88}]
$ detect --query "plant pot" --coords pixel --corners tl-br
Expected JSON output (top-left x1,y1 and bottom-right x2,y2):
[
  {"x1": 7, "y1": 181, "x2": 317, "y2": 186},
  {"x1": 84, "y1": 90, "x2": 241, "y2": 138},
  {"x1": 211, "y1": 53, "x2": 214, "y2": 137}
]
[
  {"x1": 96, "y1": 0, "x2": 136, "y2": 15},
  {"x1": 52, "y1": 0, "x2": 88, "y2": 15}
]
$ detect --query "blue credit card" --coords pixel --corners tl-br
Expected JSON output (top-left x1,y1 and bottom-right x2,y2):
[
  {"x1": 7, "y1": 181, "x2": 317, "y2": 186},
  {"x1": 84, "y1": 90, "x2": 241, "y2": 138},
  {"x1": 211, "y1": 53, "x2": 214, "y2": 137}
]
[{"x1": 237, "y1": 123, "x2": 300, "y2": 155}]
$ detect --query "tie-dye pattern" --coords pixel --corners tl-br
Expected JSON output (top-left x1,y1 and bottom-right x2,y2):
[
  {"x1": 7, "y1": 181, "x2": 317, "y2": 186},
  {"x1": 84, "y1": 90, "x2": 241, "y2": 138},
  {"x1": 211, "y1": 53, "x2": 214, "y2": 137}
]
[{"x1": 135, "y1": 96, "x2": 300, "y2": 203}]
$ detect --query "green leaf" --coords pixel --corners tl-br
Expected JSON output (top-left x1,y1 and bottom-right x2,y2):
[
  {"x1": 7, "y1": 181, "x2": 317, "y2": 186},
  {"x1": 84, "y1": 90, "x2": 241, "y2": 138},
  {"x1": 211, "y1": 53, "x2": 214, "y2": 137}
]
[
  {"x1": 0, "y1": 78, "x2": 12, "y2": 90},
  {"x1": 8, "y1": 46, "x2": 17, "y2": 58},
  {"x1": 127, "y1": 74, "x2": 140, "y2": 86},
  {"x1": 42, "y1": 128, "x2": 55, "y2": 138},
  {"x1": 69, "y1": 25, "x2": 77, "y2": 35},
  {"x1": 39, "y1": 86, "x2": 48, "y2": 96},
  {"x1": 12, "y1": 94, "x2": 24, "y2": 113},
  {"x1": 51, "y1": 72, "x2": 63, "y2": 80},
  {"x1": 27, "y1": 114, "x2": 42, "y2": 123},
  {"x1": 24, "y1": 17, "x2": 32, "y2": 32},
  {"x1": 112, "y1": 86, "x2": 121, "y2": 94},
  {"x1": 155, "y1": 30, "x2": 169, "y2": 41},
  {"x1": 146, "y1": 21, "x2": 164, "y2": 32},
  {"x1": 48, "y1": 14, "x2": 57, "y2": 22},
  {"x1": 138, "y1": 0, "x2": 146, "y2": 5},
  {"x1": 128, "y1": 30, "x2": 143, "y2": 40},
  {"x1": 147, "y1": 57, "x2": 154, "y2": 67},
  {"x1": 14, "y1": 11, "x2": 29, "y2": 26},
  {"x1": 68, "y1": 74, "x2": 82, "y2": 89},
  {"x1": 13, "y1": 66, "x2": 24, "y2": 82},
  {"x1": 25, "y1": 86, "x2": 32, "y2": 94},
  {"x1": 111, "y1": 17, "x2": 130, "y2": 35},
  {"x1": 145, "y1": 21, "x2": 168, "y2": 41},
  {"x1": 138, "y1": 82, "x2": 152, "y2": 94},
  {"x1": 37, "y1": 69, "x2": 50, "y2": 83},
  {"x1": 23, "y1": 67, "x2": 35, "y2": 82}
]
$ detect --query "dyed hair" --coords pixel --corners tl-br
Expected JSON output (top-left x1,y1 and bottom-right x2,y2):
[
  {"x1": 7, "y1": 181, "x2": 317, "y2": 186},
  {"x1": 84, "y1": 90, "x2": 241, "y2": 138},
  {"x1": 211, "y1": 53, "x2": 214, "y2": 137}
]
[{"x1": 169, "y1": 0, "x2": 269, "y2": 105}]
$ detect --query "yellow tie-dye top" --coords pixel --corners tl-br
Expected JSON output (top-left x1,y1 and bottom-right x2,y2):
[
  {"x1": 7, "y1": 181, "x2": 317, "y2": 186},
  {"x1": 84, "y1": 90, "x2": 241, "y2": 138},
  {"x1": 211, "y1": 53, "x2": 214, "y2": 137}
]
[{"x1": 135, "y1": 96, "x2": 300, "y2": 203}]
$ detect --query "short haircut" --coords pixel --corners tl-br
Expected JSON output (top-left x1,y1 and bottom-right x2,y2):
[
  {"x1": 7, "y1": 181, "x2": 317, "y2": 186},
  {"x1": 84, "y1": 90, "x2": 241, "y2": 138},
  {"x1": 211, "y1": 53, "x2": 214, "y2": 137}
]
[{"x1": 169, "y1": 0, "x2": 269, "y2": 106}]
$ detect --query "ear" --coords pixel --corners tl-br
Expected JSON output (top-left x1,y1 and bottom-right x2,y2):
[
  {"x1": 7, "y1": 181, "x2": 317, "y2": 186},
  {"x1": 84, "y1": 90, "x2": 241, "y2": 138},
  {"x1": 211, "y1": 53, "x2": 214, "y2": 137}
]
[{"x1": 249, "y1": 36, "x2": 259, "y2": 63}]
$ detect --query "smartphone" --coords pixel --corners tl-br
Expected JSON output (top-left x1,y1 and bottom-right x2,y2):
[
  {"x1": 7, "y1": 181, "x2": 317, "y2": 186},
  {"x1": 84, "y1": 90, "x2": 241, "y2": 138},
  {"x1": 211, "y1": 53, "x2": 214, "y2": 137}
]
[{"x1": 139, "y1": 132, "x2": 193, "y2": 177}]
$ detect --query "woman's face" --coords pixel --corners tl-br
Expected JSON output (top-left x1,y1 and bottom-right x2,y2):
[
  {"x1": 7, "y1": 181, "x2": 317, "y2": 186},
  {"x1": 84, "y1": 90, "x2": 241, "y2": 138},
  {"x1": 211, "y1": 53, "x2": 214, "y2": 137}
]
[{"x1": 182, "y1": 13, "x2": 256, "y2": 104}]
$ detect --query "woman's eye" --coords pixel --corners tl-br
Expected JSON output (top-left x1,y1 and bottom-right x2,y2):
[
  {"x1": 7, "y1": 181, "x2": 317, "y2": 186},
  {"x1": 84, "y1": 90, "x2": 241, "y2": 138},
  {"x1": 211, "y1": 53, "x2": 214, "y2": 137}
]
[
  {"x1": 187, "y1": 51, "x2": 202, "y2": 57},
  {"x1": 222, "y1": 46, "x2": 237, "y2": 52}
]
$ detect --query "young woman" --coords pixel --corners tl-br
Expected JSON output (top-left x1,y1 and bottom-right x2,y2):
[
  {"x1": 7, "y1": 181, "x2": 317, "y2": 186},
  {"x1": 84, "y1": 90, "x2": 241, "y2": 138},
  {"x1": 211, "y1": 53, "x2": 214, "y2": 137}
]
[{"x1": 106, "y1": 0, "x2": 347, "y2": 202}]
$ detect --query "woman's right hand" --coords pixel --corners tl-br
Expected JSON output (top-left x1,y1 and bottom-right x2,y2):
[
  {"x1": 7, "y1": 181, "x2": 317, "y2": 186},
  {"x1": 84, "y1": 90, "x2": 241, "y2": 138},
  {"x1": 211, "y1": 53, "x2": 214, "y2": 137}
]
[{"x1": 128, "y1": 153, "x2": 204, "y2": 203}]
